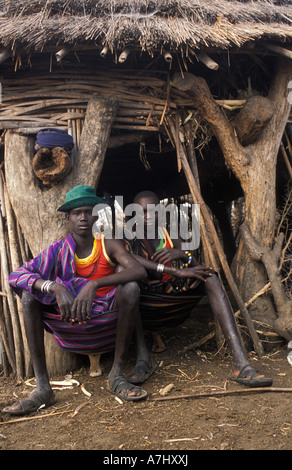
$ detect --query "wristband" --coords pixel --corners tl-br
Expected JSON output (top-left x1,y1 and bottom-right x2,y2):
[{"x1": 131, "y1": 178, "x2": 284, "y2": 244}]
[
  {"x1": 41, "y1": 280, "x2": 54, "y2": 293},
  {"x1": 157, "y1": 263, "x2": 165, "y2": 273}
]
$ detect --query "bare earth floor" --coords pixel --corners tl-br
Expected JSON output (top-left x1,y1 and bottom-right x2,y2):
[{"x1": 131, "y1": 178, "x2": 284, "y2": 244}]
[{"x1": 0, "y1": 306, "x2": 291, "y2": 455}]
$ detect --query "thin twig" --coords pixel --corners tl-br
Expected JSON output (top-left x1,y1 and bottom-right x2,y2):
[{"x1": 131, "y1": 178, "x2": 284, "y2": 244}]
[
  {"x1": 151, "y1": 387, "x2": 292, "y2": 402},
  {"x1": 0, "y1": 409, "x2": 73, "y2": 425}
]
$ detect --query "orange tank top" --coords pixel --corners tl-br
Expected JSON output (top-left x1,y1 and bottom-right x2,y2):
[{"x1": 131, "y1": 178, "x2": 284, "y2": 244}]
[{"x1": 75, "y1": 236, "x2": 116, "y2": 297}]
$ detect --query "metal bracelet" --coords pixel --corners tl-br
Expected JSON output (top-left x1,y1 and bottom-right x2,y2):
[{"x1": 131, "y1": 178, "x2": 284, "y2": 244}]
[
  {"x1": 41, "y1": 280, "x2": 54, "y2": 293},
  {"x1": 156, "y1": 263, "x2": 165, "y2": 273}
]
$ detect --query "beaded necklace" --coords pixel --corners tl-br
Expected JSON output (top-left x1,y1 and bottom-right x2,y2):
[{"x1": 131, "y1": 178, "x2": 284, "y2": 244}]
[{"x1": 75, "y1": 238, "x2": 101, "y2": 278}]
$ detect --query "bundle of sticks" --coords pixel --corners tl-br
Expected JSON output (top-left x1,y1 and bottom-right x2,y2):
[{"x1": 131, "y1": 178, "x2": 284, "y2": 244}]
[
  {"x1": 0, "y1": 168, "x2": 31, "y2": 378},
  {"x1": 0, "y1": 69, "x2": 248, "y2": 146}
]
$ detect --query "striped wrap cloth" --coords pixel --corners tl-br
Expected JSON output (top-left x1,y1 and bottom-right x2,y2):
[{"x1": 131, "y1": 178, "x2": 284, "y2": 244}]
[{"x1": 8, "y1": 234, "x2": 118, "y2": 354}]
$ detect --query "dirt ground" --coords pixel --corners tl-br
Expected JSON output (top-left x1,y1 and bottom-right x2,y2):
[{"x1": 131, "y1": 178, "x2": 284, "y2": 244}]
[{"x1": 0, "y1": 305, "x2": 291, "y2": 454}]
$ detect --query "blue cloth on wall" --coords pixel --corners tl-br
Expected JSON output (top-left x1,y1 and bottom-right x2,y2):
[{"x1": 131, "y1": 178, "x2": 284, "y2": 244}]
[{"x1": 35, "y1": 128, "x2": 74, "y2": 153}]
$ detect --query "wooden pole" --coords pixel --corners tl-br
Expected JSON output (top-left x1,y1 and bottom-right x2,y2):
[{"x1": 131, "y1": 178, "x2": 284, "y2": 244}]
[
  {"x1": 0, "y1": 300, "x2": 16, "y2": 374},
  {"x1": 0, "y1": 199, "x2": 24, "y2": 378},
  {"x1": 184, "y1": 118, "x2": 225, "y2": 349},
  {"x1": 280, "y1": 141, "x2": 292, "y2": 180},
  {"x1": 266, "y1": 44, "x2": 292, "y2": 60},
  {"x1": 16, "y1": 222, "x2": 27, "y2": 264},
  {"x1": 3, "y1": 179, "x2": 30, "y2": 375},
  {"x1": 0, "y1": 174, "x2": 15, "y2": 367}
]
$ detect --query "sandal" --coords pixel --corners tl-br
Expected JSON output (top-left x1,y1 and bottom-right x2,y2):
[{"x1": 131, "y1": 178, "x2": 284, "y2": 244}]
[
  {"x1": 126, "y1": 359, "x2": 158, "y2": 385},
  {"x1": 108, "y1": 376, "x2": 147, "y2": 402},
  {"x1": 2, "y1": 391, "x2": 56, "y2": 416},
  {"x1": 230, "y1": 365, "x2": 273, "y2": 388}
]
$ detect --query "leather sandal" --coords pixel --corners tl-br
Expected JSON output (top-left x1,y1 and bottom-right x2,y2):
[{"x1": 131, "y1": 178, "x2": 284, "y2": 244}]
[
  {"x1": 2, "y1": 391, "x2": 56, "y2": 416},
  {"x1": 230, "y1": 365, "x2": 273, "y2": 388},
  {"x1": 108, "y1": 376, "x2": 147, "y2": 401},
  {"x1": 126, "y1": 359, "x2": 158, "y2": 384}
]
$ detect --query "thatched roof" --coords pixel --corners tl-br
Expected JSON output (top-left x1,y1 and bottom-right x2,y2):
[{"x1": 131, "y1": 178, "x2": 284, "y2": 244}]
[{"x1": 0, "y1": 0, "x2": 291, "y2": 54}]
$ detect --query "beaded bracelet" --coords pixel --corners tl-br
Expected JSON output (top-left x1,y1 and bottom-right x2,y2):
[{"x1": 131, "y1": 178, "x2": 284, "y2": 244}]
[{"x1": 183, "y1": 251, "x2": 192, "y2": 267}]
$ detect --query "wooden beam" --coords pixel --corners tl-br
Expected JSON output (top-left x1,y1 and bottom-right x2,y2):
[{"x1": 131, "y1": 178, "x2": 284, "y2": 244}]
[{"x1": 266, "y1": 44, "x2": 292, "y2": 60}]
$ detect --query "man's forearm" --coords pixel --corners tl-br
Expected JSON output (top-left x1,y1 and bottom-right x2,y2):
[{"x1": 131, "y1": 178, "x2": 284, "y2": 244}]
[
  {"x1": 33, "y1": 278, "x2": 66, "y2": 294},
  {"x1": 88, "y1": 265, "x2": 147, "y2": 290},
  {"x1": 131, "y1": 253, "x2": 181, "y2": 277}
]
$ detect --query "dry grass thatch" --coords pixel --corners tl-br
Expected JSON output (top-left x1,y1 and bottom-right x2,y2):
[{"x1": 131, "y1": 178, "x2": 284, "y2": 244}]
[{"x1": 0, "y1": 0, "x2": 291, "y2": 53}]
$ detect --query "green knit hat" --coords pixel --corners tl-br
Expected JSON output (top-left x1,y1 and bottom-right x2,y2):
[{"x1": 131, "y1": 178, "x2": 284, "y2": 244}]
[{"x1": 57, "y1": 185, "x2": 105, "y2": 212}]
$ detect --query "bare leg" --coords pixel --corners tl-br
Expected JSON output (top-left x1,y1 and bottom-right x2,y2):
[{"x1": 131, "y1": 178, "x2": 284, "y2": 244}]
[
  {"x1": 110, "y1": 266, "x2": 155, "y2": 387},
  {"x1": 134, "y1": 308, "x2": 153, "y2": 364},
  {"x1": 89, "y1": 353, "x2": 102, "y2": 377},
  {"x1": 3, "y1": 292, "x2": 55, "y2": 414},
  {"x1": 124, "y1": 303, "x2": 157, "y2": 385},
  {"x1": 204, "y1": 274, "x2": 248, "y2": 370},
  {"x1": 151, "y1": 331, "x2": 166, "y2": 353},
  {"x1": 107, "y1": 281, "x2": 148, "y2": 399},
  {"x1": 204, "y1": 274, "x2": 272, "y2": 385}
]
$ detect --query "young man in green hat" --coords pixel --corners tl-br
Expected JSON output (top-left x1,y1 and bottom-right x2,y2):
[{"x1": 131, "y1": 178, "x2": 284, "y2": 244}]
[{"x1": 4, "y1": 186, "x2": 153, "y2": 415}]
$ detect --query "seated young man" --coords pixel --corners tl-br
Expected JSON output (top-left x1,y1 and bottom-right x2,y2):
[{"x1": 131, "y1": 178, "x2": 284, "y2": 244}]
[
  {"x1": 124, "y1": 190, "x2": 273, "y2": 388},
  {"x1": 3, "y1": 186, "x2": 153, "y2": 415}
]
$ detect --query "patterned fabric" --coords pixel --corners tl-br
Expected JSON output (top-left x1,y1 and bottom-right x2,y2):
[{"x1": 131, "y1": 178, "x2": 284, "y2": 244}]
[
  {"x1": 9, "y1": 234, "x2": 118, "y2": 354},
  {"x1": 139, "y1": 286, "x2": 205, "y2": 330},
  {"x1": 41, "y1": 292, "x2": 117, "y2": 354}
]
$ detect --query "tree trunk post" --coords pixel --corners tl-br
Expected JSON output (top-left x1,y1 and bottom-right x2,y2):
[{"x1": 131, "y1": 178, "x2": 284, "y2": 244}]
[{"x1": 232, "y1": 58, "x2": 292, "y2": 326}]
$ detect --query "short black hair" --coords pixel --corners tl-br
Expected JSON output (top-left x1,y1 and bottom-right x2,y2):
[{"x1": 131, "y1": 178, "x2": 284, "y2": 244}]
[{"x1": 133, "y1": 190, "x2": 160, "y2": 204}]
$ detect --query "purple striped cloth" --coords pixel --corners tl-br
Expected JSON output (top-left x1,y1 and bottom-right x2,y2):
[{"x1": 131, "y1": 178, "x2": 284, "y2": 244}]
[{"x1": 9, "y1": 234, "x2": 118, "y2": 354}]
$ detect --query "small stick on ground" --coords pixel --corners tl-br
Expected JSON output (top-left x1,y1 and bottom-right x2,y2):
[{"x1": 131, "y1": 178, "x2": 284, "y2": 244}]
[{"x1": 151, "y1": 387, "x2": 292, "y2": 402}]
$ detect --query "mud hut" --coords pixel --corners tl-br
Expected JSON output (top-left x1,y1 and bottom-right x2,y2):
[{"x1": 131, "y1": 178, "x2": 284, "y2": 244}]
[{"x1": 0, "y1": 0, "x2": 291, "y2": 379}]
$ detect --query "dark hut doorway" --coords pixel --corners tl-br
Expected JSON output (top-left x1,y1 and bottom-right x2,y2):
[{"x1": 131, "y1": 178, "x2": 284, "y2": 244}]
[
  {"x1": 97, "y1": 131, "x2": 190, "y2": 205},
  {"x1": 97, "y1": 128, "x2": 243, "y2": 263}
]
